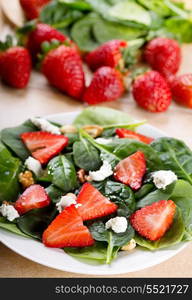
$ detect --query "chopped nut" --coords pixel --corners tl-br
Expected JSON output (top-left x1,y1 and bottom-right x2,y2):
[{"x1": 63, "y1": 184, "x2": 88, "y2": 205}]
[
  {"x1": 83, "y1": 125, "x2": 104, "y2": 138},
  {"x1": 19, "y1": 171, "x2": 35, "y2": 189},
  {"x1": 60, "y1": 124, "x2": 77, "y2": 134},
  {"x1": 121, "y1": 239, "x2": 136, "y2": 251},
  {"x1": 77, "y1": 169, "x2": 92, "y2": 183}
]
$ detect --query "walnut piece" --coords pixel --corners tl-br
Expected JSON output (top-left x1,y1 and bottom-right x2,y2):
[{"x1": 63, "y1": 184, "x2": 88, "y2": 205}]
[
  {"x1": 60, "y1": 125, "x2": 77, "y2": 134},
  {"x1": 83, "y1": 125, "x2": 103, "y2": 138},
  {"x1": 19, "y1": 171, "x2": 35, "y2": 189},
  {"x1": 121, "y1": 239, "x2": 136, "y2": 251},
  {"x1": 77, "y1": 169, "x2": 92, "y2": 183}
]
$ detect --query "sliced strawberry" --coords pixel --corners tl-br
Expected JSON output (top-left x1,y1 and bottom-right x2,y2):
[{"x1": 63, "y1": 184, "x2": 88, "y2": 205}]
[
  {"x1": 15, "y1": 184, "x2": 50, "y2": 215},
  {"x1": 76, "y1": 183, "x2": 117, "y2": 221},
  {"x1": 42, "y1": 205, "x2": 94, "y2": 248},
  {"x1": 114, "y1": 151, "x2": 146, "y2": 190},
  {"x1": 20, "y1": 131, "x2": 68, "y2": 164},
  {"x1": 116, "y1": 128, "x2": 154, "y2": 144},
  {"x1": 130, "y1": 200, "x2": 176, "y2": 241}
]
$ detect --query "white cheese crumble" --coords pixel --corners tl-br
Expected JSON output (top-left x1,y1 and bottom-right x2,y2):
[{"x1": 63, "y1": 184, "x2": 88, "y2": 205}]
[
  {"x1": 89, "y1": 160, "x2": 113, "y2": 182},
  {"x1": 25, "y1": 156, "x2": 43, "y2": 176},
  {"x1": 105, "y1": 217, "x2": 128, "y2": 233},
  {"x1": 95, "y1": 138, "x2": 113, "y2": 145},
  {"x1": 30, "y1": 117, "x2": 61, "y2": 135},
  {"x1": 152, "y1": 170, "x2": 177, "y2": 190},
  {"x1": 56, "y1": 193, "x2": 77, "y2": 213},
  {"x1": 0, "y1": 204, "x2": 19, "y2": 222}
]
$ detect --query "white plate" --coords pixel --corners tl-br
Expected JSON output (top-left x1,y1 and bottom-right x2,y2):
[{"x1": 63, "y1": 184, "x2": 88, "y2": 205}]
[{"x1": 0, "y1": 111, "x2": 189, "y2": 275}]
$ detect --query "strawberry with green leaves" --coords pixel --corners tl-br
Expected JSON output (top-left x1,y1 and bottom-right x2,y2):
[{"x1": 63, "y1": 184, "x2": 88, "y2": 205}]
[
  {"x1": 0, "y1": 36, "x2": 32, "y2": 89},
  {"x1": 132, "y1": 70, "x2": 172, "y2": 112},
  {"x1": 41, "y1": 43, "x2": 85, "y2": 99},
  {"x1": 20, "y1": 0, "x2": 50, "y2": 20},
  {"x1": 83, "y1": 66, "x2": 125, "y2": 105},
  {"x1": 85, "y1": 40, "x2": 127, "y2": 71}
]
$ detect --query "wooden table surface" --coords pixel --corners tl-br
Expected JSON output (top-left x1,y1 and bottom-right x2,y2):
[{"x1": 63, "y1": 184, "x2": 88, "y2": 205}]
[{"x1": 0, "y1": 1, "x2": 192, "y2": 278}]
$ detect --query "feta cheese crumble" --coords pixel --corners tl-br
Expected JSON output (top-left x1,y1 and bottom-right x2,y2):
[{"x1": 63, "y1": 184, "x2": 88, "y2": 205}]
[
  {"x1": 0, "y1": 204, "x2": 19, "y2": 222},
  {"x1": 95, "y1": 138, "x2": 113, "y2": 145},
  {"x1": 152, "y1": 170, "x2": 177, "y2": 190},
  {"x1": 105, "y1": 217, "x2": 127, "y2": 233},
  {"x1": 56, "y1": 193, "x2": 77, "y2": 213},
  {"x1": 25, "y1": 156, "x2": 43, "y2": 177},
  {"x1": 30, "y1": 117, "x2": 61, "y2": 135},
  {"x1": 89, "y1": 160, "x2": 113, "y2": 182}
]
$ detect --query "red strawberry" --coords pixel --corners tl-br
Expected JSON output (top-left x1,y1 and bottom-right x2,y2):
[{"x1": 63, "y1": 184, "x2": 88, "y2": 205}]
[
  {"x1": 20, "y1": 131, "x2": 68, "y2": 164},
  {"x1": 114, "y1": 151, "x2": 146, "y2": 190},
  {"x1": 76, "y1": 183, "x2": 117, "y2": 221},
  {"x1": 0, "y1": 46, "x2": 31, "y2": 88},
  {"x1": 116, "y1": 128, "x2": 154, "y2": 144},
  {"x1": 132, "y1": 70, "x2": 172, "y2": 112},
  {"x1": 42, "y1": 205, "x2": 94, "y2": 248},
  {"x1": 20, "y1": 0, "x2": 50, "y2": 20},
  {"x1": 144, "y1": 37, "x2": 181, "y2": 77},
  {"x1": 85, "y1": 40, "x2": 127, "y2": 71},
  {"x1": 83, "y1": 66, "x2": 125, "y2": 105},
  {"x1": 26, "y1": 23, "x2": 68, "y2": 60},
  {"x1": 15, "y1": 184, "x2": 50, "y2": 215},
  {"x1": 42, "y1": 45, "x2": 85, "y2": 99},
  {"x1": 130, "y1": 200, "x2": 176, "y2": 241},
  {"x1": 169, "y1": 74, "x2": 192, "y2": 108}
]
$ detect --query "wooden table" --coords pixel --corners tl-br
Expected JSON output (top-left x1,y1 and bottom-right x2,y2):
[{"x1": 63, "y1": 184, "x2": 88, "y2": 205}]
[{"x1": 0, "y1": 2, "x2": 192, "y2": 278}]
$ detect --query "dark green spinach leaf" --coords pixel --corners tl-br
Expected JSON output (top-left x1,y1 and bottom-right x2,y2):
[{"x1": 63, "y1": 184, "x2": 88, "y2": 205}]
[{"x1": 0, "y1": 217, "x2": 28, "y2": 238}]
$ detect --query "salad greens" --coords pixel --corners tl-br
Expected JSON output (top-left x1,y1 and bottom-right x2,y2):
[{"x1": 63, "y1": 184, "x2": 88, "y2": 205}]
[
  {"x1": 39, "y1": 0, "x2": 192, "y2": 51},
  {"x1": 0, "y1": 107, "x2": 192, "y2": 265}
]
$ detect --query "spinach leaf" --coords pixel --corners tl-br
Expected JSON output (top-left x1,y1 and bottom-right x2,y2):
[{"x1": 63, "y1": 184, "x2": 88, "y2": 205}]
[
  {"x1": 48, "y1": 155, "x2": 78, "y2": 192},
  {"x1": 46, "y1": 184, "x2": 63, "y2": 203},
  {"x1": 71, "y1": 13, "x2": 100, "y2": 51},
  {"x1": 136, "y1": 182, "x2": 176, "y2": 208},
  {"x1": 73, "y1": 134, "x2": 102, "y2": 171},
  {"x1": 16, "y1": 204, "x2": 57, "y2": 240},
  {"x1": 93, "y1": 19, "x2": 146, "y2": 44},
  {"x1": 64, "y1": 241, "x2": 119, "y2": 264},
  {"x1": 89, "y1": 220, "x2": 134, "y2": 264},
  {"x1": 94, "y1": 180, "x2": 135, "y2": 217},
  {"x1": 107, "y1": 1, "x2": 151, "y2": 26},
  {"x1": 135, "y1": 207, "x2": 185, "y2": 250},
  {"x1": 0, "y1": 143, "x2": 21, "y2": 203},
  {"x1": 165, "y1": 17, "x2": 192, "y2": 43},
  {"x1": 170, "y1": 180, "x2": 192, "y2": 240},
  {"x1": 73, "y1": 106, "x2": 134, "y2": 127},
  {"x1": 59, "y1": 0, "x2": 92, "y2": 11},
  {"x1": 151, "y1": 137, "x2": 192, "y2": 184},
  {"x1": 137, "y1": 0, "x2": 172, "y2": 17},
  {"x1": 135, "y1": 183, "x2": 155, "y2": 200},
  {"x1": 0, "y1": 217, "x2": 28, "y2": 238},
  {"x1": 1, "y1": 119, "x2": 37, "y2": 160}
]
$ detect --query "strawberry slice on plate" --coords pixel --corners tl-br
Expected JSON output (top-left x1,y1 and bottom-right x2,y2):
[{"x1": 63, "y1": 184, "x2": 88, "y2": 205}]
[
  {"x1": 116, "y1": 128, "x2": 154, "y2": 144},
  {"x1": 42, "y1": 205, "x2": 94, "y2": 248},
  {"x1": 114, "y1": 151, "x2": 146, "y2": 190},
  {"x1": 130, "y1": 200, "x2": 176, "y2": 241},
  {"x1": 76, "y1": 183, "x2": 117, "y2": 221},
  {"x1": 15, "y1": 184, "x2": 51, "y2": 215},
  {"x1": 20, "y1": 131, "x2": 68, "y2": 164}
]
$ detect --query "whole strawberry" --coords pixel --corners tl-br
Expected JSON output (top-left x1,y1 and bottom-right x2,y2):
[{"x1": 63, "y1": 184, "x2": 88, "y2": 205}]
[
  {"x1": 20, "y1": 23, "x2": 70, "y2": 61},
  {"x1": 0, "y1": 37, "x2": 32, "y2": 89},
  {"x1": 42, "y1": 45, "x2": 85, "y2": 99},
  {"x1": 132, "y1": 70, "x2": 172, "y2": 112},
  {"x1": 144, "y1": 37, "x2": 181, "y2": 77},
  {"x1": 20, "y1": 0, "x2": 50, "y2": 20},
  {"x1": 170, "y1": 74, "x2": 192, "y2": 108},
  {"x1": 83, "y1": 66, "x2": 125, "y2": 105},
  {"x1": 85, "y1": 40, "x2": 127, "y2": 71}
]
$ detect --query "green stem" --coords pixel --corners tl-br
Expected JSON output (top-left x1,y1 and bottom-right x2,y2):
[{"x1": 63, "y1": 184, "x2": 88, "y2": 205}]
[{"x1": 106, "y1": 232, "x2": 114, "y2": 264}]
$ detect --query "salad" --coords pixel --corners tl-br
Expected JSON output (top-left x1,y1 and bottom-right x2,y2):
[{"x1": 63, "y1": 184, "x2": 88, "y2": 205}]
[{"x1": 0, "y1": 107, "x2": 192, "y2": 265}]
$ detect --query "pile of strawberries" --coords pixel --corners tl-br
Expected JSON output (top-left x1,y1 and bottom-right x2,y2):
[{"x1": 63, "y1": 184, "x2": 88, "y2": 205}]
[{"x1": 0, "y1": 0, "x2": 191, "y2": 112}]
